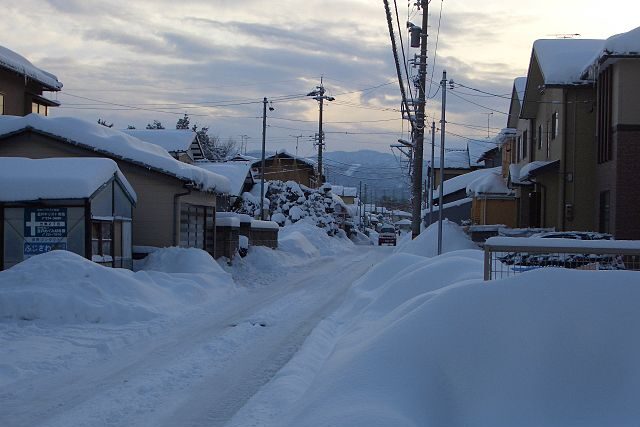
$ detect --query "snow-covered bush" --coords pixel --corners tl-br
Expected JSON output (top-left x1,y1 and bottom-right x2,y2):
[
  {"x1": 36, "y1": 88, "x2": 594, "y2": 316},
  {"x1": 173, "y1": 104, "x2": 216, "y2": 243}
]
[{"x1": 235, "y1": 180, "x2": 347, "y2": 235}]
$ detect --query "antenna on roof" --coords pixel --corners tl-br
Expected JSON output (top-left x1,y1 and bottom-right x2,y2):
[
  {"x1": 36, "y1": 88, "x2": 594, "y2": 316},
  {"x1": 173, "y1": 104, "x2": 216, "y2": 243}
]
[{"x1": 547, "y1": 33, "x2": 581, "y2": 39}]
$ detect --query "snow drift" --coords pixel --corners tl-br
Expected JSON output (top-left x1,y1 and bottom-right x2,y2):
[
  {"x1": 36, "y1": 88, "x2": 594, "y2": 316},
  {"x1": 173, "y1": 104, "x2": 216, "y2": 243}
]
[
  {"x1": 0, "y1": 249, "x2": 236, "y2": 324},
  {"x1": 395, "y1": 219, "x2": 478, "y2": 257},
  {"x1": 232, "y1": 249, "x2": 640, "y2": 427}
]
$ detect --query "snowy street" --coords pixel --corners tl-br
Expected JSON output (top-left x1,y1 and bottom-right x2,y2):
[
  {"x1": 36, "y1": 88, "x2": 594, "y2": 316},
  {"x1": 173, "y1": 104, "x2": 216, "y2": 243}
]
[{"x1": 0, "y1": 245, "x2": 389, "y2": 427}]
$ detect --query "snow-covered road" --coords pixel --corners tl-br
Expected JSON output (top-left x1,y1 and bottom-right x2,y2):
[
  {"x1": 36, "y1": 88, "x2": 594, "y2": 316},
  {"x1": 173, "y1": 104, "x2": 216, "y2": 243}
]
[{"x1": 1, "y1": 246, "x2": 389, "y2": 427}]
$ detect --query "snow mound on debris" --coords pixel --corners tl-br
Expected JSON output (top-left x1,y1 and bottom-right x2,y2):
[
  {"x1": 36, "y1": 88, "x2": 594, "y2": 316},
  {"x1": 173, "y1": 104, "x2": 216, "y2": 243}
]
[
  {"x1": 395, "y1": 219, "x2": 478, "y2": 257},
  {"x1": 137, "y1": 247, "x2": 227, "y2": 275},
  {"x1": 233, "y1": 253, "x2": 640, "y2": 427},
  {"x1": 0, "y1": 250, "x2": 236, "y2": 324}
]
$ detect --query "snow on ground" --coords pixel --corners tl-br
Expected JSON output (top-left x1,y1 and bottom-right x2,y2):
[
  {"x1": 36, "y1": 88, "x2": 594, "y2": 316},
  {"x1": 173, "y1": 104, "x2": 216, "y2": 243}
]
[
  {"x1": 395, "y1": 219, "x2": 479, "y2": 256},
  {"x1": 230, "y1": 223, "x2": 640, "y2": 427},
  {"x1": 223, "y1": 219, "x2": 356, "y2": 288}
]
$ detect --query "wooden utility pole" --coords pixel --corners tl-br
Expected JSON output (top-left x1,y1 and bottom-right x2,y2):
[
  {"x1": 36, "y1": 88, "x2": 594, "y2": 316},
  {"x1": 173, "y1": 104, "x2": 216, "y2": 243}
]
[
  {"x1": 307, "y1": 79, "x2": 334, "y2": 188},
  {"x1": 411, "y1": 0, "x2": 429, "y2": 239}
]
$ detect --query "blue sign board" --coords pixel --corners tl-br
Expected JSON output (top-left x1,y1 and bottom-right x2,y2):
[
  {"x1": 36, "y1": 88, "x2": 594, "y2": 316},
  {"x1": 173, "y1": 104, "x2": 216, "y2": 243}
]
[{"x1": 23, "y1": 208, "x2": 68, "y2": 258}]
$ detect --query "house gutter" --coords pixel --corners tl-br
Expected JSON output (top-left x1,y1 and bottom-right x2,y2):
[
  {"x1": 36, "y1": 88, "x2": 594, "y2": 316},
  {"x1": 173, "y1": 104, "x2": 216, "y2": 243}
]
[{"x1": 173, "y1": 184, "x2": 193, "y2": 246}]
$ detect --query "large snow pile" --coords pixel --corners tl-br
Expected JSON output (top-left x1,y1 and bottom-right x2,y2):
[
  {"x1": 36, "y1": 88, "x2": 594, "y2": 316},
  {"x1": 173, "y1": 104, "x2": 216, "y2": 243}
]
[
  {"x1": 231, "y1": 254, "x2": 640, "y2": 427},
  {"x1": 237, "y1": 180, "x2": 345, "y2": 235},
  {"x1": 0, "y1": 249, "x2": 236, "y2": 324},
  {"x1": 395, "y1": 219, "x2": 478, "y2": 256},
  {"x1": 137, "y1": 247, "x2": 227, "y2": 275},
  {"x1": 227, "y1": 220, "x2": 354, "y2": 287}
]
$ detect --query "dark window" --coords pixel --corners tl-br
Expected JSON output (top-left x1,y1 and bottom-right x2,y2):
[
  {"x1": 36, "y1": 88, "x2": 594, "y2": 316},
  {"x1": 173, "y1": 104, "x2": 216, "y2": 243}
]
[
  {"x1": 546, "y1": 120, "x2": 551, "y2": 159},
  {"x1": 551, "y1": 112, "x2": 559, "y2": 139},
  {"x1": 537, "y1": 124, "x2": 543, "y2": 150},
  {"x1": 180, "y1": 204, "x2": 214, "y2": 251},
  {"x1": 597, "y1": 67, "x2": 613, "y2": 163},
  {"x1": 92, "y1": 221, "x2": 113, "y2": 264},
  {"x1": 522, "y1": 130, "x2": 528, "y2": 159},
  {"x1": 599, "y1": 191, "x2": 610, "y2": 233}
]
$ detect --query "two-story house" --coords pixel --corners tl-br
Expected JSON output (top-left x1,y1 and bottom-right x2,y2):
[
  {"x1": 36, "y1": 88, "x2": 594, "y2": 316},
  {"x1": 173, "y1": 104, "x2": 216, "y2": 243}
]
[
  {"x1": 0, "y1": 45, "x2": 62, "y2": 116},
  {"x1": 582, "y1": 27, "x2": 640, "y2": 239},
  {"x1": 514, "y1": 38, "x2": 604, "y2": 231}
]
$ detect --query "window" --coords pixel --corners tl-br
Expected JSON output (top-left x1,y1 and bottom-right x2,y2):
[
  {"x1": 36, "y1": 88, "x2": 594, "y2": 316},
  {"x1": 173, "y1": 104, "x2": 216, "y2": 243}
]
[
  {"x1": 599, "y1": 191, "x2": 610, "y2": 233},
  {"x1": 0, "y1": 93, "x2": 4, "y2": 114},
  {"x1": 522, "y1": 130, "x2": 528, "y2": 159},
  {"x1": 537, "y1": 125, "x2": 543, "y2": 150},
  {"x1": 597, "y1": 67, "x2": 613, "y2": 163},
  {"x1": 31, "y1": 101, "x2": 48, "y2": 116},
  {"x1": 92, "y1": 221, "x2": 113, "y2": 261},
  {"x1": 551, "y1": 112, "x2": 559, "y2": 139},
  {"x1": 546, "y1": 120, "x2": 551, "y2": 159}
]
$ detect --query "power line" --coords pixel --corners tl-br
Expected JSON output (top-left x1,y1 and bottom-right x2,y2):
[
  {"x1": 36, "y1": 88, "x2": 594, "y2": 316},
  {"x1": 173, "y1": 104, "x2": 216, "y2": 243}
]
[{"x1": 426, "y1": 0, "x2": 444, "y2": 99}]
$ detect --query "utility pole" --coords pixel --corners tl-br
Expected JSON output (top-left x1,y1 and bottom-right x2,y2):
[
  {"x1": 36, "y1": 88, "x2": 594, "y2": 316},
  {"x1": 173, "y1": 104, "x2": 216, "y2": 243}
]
[
  {"x1": 411, "y1": 0, "x2": 429, "y2": 239},
  {"x1": 428, "y1": 121, "x2": 436, "y2": 226},
  {"x1": 290, "y1": 134, "x2": 303, "y2": 157},
  {"x1": 260, "y1": 97, "x2": 268, "y2": 220},
  {"x1": 484, "y1": 112, "x2": 493, "y2": 138},
  {"x1": 363, "y1": 183, "x2": 368, "y2": 228},
  {"x1": 359, "y1": 181, "x2": 363, "y2": 231},
  {"x1": 239, "y1": 134, "x2": 250, "y2": 154},
  {"x1": 437, "y1": 71, "x2": 448, "y2": 255},
  {"x1": 307, "y1": 79, "x2": 335, "y2": 188}
]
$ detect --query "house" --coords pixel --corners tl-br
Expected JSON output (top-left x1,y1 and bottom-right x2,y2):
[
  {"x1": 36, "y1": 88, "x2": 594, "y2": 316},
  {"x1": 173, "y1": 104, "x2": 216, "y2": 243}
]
[
  {"x1": 252, "y1": 151, "x2": 317, "y2": 188},
  {"x1": 513, "y1": 38, "x2": 605, "y2": 231},
  {"x1": 0, "y1": 115, "x2": 231, "y2": 257},
  {"x1": 331, "y1": 185, "x2": 358, "y2": 204},
  {"x1": 466, "y1": 168, "x2": 517, "y2": 228},
  {"x1": 0, "y1": 157, "x2": 136, "y2": 270},
  {"x1": 0, "y1": 45, "x2": 62, "y2": 116},
  {"x1": 122, "y1": 129, "x2": 205, "y2": 163},
  {"x1": 428, "y1": 149, "x2": 472, "y2": 191},
  {"x1": 196, "y1": 160, "x2": 255, "y2": 209},
  {"x1": 581, "y1": 26, "x2": 640, "y2": 239}
]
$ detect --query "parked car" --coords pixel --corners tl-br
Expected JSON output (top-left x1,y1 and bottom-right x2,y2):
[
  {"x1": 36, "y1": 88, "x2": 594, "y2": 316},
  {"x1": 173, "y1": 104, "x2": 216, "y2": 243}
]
[{"x1": 378, "y1": 225, "x2": 397, "y2": 246}]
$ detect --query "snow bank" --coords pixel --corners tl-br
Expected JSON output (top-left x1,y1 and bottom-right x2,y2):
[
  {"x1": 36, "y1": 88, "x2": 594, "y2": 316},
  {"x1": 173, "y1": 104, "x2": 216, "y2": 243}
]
[
  {"x1": 0, "y1": 249, "x2": 235, "y2": 324},
  {"x1": 395, "y1": 219, "x2": 478, "y2": 257},
  {"x1": 233, "y1": 252, "x2": 640, "y2": 427},
  {"x1": 137, "y1": 247, "x2": 227, "y2": 275}
]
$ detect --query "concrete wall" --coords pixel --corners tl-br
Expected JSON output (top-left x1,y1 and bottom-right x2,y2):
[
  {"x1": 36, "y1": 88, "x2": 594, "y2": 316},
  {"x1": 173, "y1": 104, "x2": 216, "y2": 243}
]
[{"x1": 0, "y1": 131, "x2": 217, "y2": 248}]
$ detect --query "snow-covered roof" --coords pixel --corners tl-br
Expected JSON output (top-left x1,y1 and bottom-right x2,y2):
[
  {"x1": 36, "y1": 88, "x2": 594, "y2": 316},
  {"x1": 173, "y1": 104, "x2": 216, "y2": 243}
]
[
  {"x1": 430, "y1": 149, "x2": 470, "y2": 169},
  {"x1": 395, "y1": 219, "x2": 412, "y2": 225},
  {"x1": 252, "y1": 150, "x2": 316, "y2": 168},
  {"x1": 0, "y1": 45, "x2": 62, "y2": 91},
  {"x1": 331, "y1": 185, "x2": 357, "y2": 197},
  {"x1": 122, "y1": 129, "x2": 197, "y2": 153},
  {"x1": 582, "y1": 26, "x2": 640, "y2": 79},
  {"x1": 196, "y1": 161, "x2": 253, "y2": 196},
  {"x1": 519, "y1": 160, "x2": 559, "y2": 180},
  {"x1": 435, "y1": 167, "x2": 501, "y2": 199},
  {"x1": 466, "y1": 169, "x2": 513, "y2": 197},
  {"x1": 0, "y1": 115, "x2": 230, "y2": 194},
  {"x1": 0, "y1": 157, "x2": 136, "y2": 202},
  {"x1": 532, "y1": 39, "x2": 604, "y2": 85}
]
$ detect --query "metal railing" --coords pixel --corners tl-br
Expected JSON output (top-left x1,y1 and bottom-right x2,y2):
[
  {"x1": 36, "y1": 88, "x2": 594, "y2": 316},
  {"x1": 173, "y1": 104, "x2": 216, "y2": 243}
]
[{"x1": 483, "y1": 237, "x2": 640, "y2": 280}]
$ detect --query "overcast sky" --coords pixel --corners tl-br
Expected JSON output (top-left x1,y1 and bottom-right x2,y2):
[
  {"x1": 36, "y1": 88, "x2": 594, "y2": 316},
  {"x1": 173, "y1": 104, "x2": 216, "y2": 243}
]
[{"x1": 2, "y1": 0, "x2": 638, "y2": 158}]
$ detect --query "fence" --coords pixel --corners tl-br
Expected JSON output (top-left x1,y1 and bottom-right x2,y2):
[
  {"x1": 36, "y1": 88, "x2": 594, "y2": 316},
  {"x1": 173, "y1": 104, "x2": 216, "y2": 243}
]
[{"x1": 483, "y1": 237, "x2": 640, "y2": 280}]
